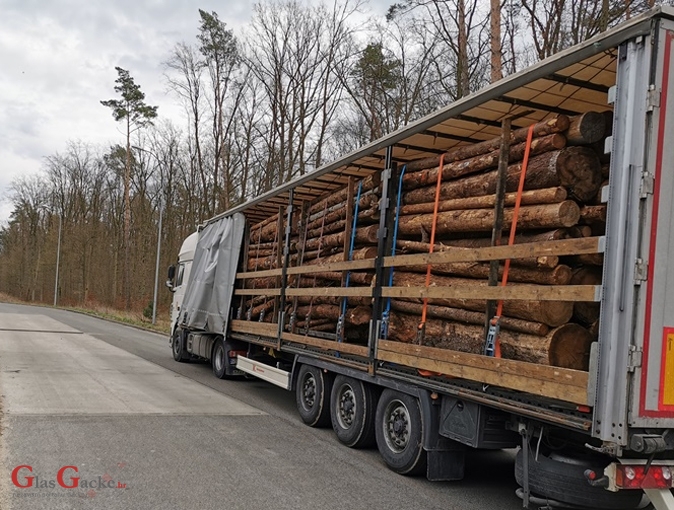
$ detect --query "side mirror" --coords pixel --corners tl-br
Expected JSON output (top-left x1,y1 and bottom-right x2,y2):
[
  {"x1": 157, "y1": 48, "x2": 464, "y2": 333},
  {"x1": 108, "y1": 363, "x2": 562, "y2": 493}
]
[
  {"x1": 165, "y1": 280, "x2": 176, "y2": 293},
  {"x1": 167, "y1": 265, "x2": 176, "y2": 280}
]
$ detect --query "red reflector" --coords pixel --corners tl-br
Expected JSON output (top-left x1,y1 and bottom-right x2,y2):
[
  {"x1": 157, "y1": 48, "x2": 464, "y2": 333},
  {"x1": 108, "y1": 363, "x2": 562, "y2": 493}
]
[
  {"x1": 615, "y1": 465, "x2": 674, "y2": 489},
  {"x1": 229, "y1": 350, "x2": 247, "y2": 359}
]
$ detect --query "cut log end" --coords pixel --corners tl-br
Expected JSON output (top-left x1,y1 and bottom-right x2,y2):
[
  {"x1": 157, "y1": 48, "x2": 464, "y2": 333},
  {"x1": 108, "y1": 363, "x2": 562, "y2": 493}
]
[{"x1": 548, "y1": 323, "x2": 594, "y2": 370}]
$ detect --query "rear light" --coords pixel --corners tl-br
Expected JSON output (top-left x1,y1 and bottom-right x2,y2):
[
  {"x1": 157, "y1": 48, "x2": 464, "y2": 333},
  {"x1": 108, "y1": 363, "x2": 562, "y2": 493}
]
[
  {"x1": 614, "y1": 464, "x2": 674, "y2": 489},
  {"x1": 229, "y1": 350, "x2": 247, "y2": 365}
]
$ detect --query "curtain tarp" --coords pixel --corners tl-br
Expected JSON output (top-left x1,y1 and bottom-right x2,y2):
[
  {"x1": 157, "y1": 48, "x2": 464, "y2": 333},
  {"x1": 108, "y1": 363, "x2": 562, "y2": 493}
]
[{"x1": 180, "y1": 213, "x2": 245, "y2": 334}]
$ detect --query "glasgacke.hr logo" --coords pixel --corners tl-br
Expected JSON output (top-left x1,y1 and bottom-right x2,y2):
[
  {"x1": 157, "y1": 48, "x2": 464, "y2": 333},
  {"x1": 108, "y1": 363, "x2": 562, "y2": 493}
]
[{"x1": 11, "y1": 465, "x2": 128, "y2": 490}]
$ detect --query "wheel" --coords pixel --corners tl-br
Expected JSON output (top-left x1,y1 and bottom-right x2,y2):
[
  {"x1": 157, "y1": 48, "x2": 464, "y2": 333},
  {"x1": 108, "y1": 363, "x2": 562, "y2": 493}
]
[
  {"x1": 330, "y1": 376, "x2": 377, "y2": 448},
  {"x1": 375, "y1": 389, "x2": 426, "y2": 476},
  {"x1": 295, "y1": 364, "x2": 333, "y2": 427},
  {"x1": 212, "y1": 338, "x2": 227, "y2": 379},
  {"x1": 171, "y1": 329, "x2": 189, "y2": 362},
  {"x1": 515, "y1": 448, "x2": 644, "y2": 509}
]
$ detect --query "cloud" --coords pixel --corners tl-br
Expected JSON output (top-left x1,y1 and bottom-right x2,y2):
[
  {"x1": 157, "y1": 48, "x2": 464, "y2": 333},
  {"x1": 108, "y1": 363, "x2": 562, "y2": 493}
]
[{"x1": 0, "y1": 0, "x2": 254, "y2": 222}]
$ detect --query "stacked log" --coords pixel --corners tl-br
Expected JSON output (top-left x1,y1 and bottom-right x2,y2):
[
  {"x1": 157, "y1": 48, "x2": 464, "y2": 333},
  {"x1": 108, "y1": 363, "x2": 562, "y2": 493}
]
[{"x1": 236, "y1": 110, "x2": 611, "y2": 371}]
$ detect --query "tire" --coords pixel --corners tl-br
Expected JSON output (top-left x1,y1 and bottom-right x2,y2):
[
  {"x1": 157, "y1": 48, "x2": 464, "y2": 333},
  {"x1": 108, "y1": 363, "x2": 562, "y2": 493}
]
[
  {"x1": 515, "y1": 448, "x2": 643, "y2": 509},
  {"x1": 375, "y1": 389, "x2": 427, "y2": 476},
  {"x1": 171, "y1": 329, "x2": 189, "y2": 362},
  {"x1": 295, "y1": 365, "x2": 333, "y2": 427},
  {"x1": 330, "y1": 376, "x2": 377, "y2": 448},
  {"x1": 212, "y1": 338, "x2": 227, "y2": 379}
]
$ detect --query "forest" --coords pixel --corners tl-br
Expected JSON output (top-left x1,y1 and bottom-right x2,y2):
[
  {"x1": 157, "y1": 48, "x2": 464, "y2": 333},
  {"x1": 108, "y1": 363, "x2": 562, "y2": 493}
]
[{"x1": 0, "y1": 0, "x2": 666, "y2": 317}]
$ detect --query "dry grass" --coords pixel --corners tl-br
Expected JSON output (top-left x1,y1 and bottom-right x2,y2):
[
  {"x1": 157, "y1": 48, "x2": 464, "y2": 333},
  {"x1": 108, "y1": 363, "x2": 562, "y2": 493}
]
[
  {"x1": 68, "y1": 303, "x2": 171, "y2": 334},
  {"x1": 0, "y1": 293, "x2": 171, "y2": 334}
]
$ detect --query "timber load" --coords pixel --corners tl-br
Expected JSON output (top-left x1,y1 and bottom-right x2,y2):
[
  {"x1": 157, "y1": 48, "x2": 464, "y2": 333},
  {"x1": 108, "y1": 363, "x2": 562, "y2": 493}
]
[{"x1": 235, "y1": 111, "x2": 610, "y2": 374}]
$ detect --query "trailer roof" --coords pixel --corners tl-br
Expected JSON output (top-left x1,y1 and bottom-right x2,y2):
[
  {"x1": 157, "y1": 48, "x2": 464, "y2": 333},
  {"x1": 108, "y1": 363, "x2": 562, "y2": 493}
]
[{"x1": 208, "y1": 7, "x2": 674, "y2": 226}]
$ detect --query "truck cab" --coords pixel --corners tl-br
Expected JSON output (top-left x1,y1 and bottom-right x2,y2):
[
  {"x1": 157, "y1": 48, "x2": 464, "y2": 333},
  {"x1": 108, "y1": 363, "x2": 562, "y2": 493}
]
[{"x1": 168, "y1": 232, "x2": 197, "y2": 337}]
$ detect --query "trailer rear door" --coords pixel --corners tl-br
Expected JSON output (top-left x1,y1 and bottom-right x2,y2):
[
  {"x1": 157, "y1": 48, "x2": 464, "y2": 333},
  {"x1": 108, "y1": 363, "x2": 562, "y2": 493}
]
[{"x1": 630, "y1": 20, "x2": 674, "y2": 427}]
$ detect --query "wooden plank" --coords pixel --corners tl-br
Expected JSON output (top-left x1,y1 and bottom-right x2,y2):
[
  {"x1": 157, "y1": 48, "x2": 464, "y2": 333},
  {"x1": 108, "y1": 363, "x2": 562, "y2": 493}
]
[
  {"x1": 282, "y1": 332, "x2": 369, "y2": 357},
  {"x1": 237, "y1": 259, "x2": 375, "y2": 279},
  {"x1": 381, "y1": 284, "x2": 600, "y2": 302},
  {"x1": 230, "y1": 320, "x2": 278, "y2": 338},
  {"x1": 383, "y1": 236, "x2": 604, "y2": 268},
  {"x1": 285, "y1": 287, "x2": 372, "y2": 298},
  {"x1": 378, "y1": 339, "x2": 587, "y2": 388},
  {"x1": 376, "y1": 341, "x2": 589, "y2": 405},
  {"x1": 235, "y1": 288, "x2": 282, "y2": 296},
  {"x1": 239, "y1": 237, "x2": 604, "y2": 280}
]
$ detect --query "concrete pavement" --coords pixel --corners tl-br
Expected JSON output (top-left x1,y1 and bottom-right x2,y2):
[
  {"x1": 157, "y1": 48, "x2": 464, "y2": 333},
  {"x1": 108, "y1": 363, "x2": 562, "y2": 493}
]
[{"x1": 0, "y1": 303, "x2": 522, "y2": 510}]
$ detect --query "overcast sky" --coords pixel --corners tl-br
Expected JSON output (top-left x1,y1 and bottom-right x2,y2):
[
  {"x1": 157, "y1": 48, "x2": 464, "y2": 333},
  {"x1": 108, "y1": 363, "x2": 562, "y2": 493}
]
[{"x1": 0, "y1": 0, "x2": 384, "y2": 224}]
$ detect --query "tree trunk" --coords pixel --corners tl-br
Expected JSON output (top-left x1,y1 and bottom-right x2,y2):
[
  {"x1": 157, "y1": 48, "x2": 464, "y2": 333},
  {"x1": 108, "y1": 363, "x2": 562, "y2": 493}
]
[
  {"x1": 402, "y1": 134, "x2": 566, "y2": 190},
  {"x1": 308, "y1": 174, "x2": 379, "y2": 215},
  {"x1": 398, "y1": 187, "x2": 567, "y2": 216},
  {"x1": 403, "y1": 147, "x2": 601, "y2": 204},
  {"x1": 570, "y1": 267, "x2": 602, "y2": 327},
  {"x1": 392, "y1": 271, "x2": 573, "y2": 326},
  {"x1": 388, "y1": 314, "x2": 592, "y2": 369},
  {"x1": 404, "y1": 115, "x2": 570, "y2": 172},
  {"x1": 396, "y1": 201, "x2": 580, "y2": 236},
  {"x1": 294, "y1": 304, "x2": 371, "y2": 326},
  {"x1": 389, "y1": 300, "x2": 548, "y2": 336},
  {"x1": 565, "y1": 112, "x2": 606, "y2": 145},
  {"x1": 402, "y1": 260, "x2": 572, "y2": 285},
  {"x1": 395, "y1": 238, "x2": 559, "y2": 269}
]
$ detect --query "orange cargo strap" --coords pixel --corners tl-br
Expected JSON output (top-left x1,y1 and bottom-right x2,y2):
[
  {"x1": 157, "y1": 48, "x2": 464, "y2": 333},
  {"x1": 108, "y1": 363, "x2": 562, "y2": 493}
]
[
  {"x1": 417, "y1": 154, "x2": 445, "y2": 346},
  {"x1": 493, "y1": 124, "x2": 536, "y2": 357}
]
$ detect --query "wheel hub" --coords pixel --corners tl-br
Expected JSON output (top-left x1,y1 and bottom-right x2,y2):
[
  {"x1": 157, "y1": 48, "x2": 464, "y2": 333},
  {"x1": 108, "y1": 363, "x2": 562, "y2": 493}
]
[
  {"x1": 337, "y1": 386, "x2": 356, "y2": 428},
  {"x1": 302, "y1": 374, "x2": 317, "y2": 408},
  {"x1": 384, "y1": 400, "x2": 410, "y2": 452}
]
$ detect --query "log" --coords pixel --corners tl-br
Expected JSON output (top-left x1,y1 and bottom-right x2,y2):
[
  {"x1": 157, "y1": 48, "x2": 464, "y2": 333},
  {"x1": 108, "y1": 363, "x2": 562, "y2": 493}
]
[
  {"x1": 404, "y1": 115, "x2": 570, "y2": 172},
  {"x1": 396, "y1": 201, "x2": 580, "y2": 236},
  {"x1": 389, "y1": 300, "x2": 549, "y2": 336},
  {"x1": 293, "y1": 318, "x2": 332, "y2": 329},
  {"x1": 565, "y1": 112, "x2": 606, "y2": 145},
  {"x1": 250, "y1": 299, "x2": 275, "y2": 319},
  {"x1": 402, "y1": 261, "x2": 572, "y2": 285},
  {"x1": 570, "y1": 267, "x2": 602, "y2": 327},
  {"x1": 305, "y1": 247, "x2": 378, "y2": 266},
  {"x1": 398, "y1": 187, "x2": 567, "y2": 216},
  {"x1": 388, "y1": 313, "x2": 592, "y2": 370},
  {"x1": 392, "y1": 272, "x2": 574, "y2": 326},
  {"x1": 308, "y1": 174, "x2": 379, "y2": 215},
  {"x1": 244, "y1": 276, "x2": 291, "y2": 289},
  {"x1": 291, "y1": 246, "x2": 343, "y2": 261},
  {"x1": 588, "y1": 320, "x2": 600, "y2": 339},
  {"x1": 403, "y1": 147, "x2": 602, "y2": 204},
  {"x1": 403, "y1": 134, "x2": 566, "y2": 190},
  {"x1": 568, "y1": 253, "x2": 604, "y2": 266},
  {"x1": 305, "y1": 194, "x2": 379, "y2": 231},
  {"x1": 293, "y1": 295, "x2": 372, "y2": 307},
  {"x1": 395, "y1": 238, "x2": 559, "y2": 269},
  {"x1": 308, "y1": 271, "x2": 374, "y2": 286},
  {"x1": 247, "y1": 241, "x2": 281, "y2": 251},
  {"x1": 250, "y1": 213, "x2": 279, "y2": 234},
  {"x1": 294, "y1": 304, "x2": 371, "y2": 326},
  {"x1": 580, "y1": 205, "x2": 607, "y2": 224},
  {"x1": 303, "y1": 225, "x2": 379, "y2": 251},
  {"x1": 304, "y1": 206, "x2": 379, "y2": 239}
]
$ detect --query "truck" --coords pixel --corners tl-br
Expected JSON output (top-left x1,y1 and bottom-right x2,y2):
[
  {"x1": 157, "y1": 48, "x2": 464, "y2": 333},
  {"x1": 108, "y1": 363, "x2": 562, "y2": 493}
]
[{"x1": 166, "y1": 8, "x2": 674, "y2": 509}]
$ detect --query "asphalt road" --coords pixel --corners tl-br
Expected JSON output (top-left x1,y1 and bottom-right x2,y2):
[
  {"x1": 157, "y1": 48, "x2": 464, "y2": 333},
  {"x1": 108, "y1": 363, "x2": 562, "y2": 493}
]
[{"x1": 0, "y1": 302, "x2": 523, "y2": 510}]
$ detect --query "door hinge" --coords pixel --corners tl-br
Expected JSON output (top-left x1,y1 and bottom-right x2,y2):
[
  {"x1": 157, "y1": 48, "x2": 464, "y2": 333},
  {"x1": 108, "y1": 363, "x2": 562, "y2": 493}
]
[
  {"x1": 634, "y1": 258, "x2": 648, "y2": 285},
  {"x1": 628, "y1": 345, "x2": 643, "y2": 372},
  {"x1": 640, "y1": 171, "x2": 654, "y2": 197},
  {"x1": 647, "y1": 85, "x2": 661, "y2": 111}
]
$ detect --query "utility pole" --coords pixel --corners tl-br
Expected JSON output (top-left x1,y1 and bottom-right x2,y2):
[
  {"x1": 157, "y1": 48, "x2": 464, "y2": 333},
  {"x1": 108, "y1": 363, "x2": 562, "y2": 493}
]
[
  {"x1": 53, "y1": 208, "x2": 62, "y2": 307},
  {"x1": 133, "y1": 145, "x2": 163, "y2": 325}
]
